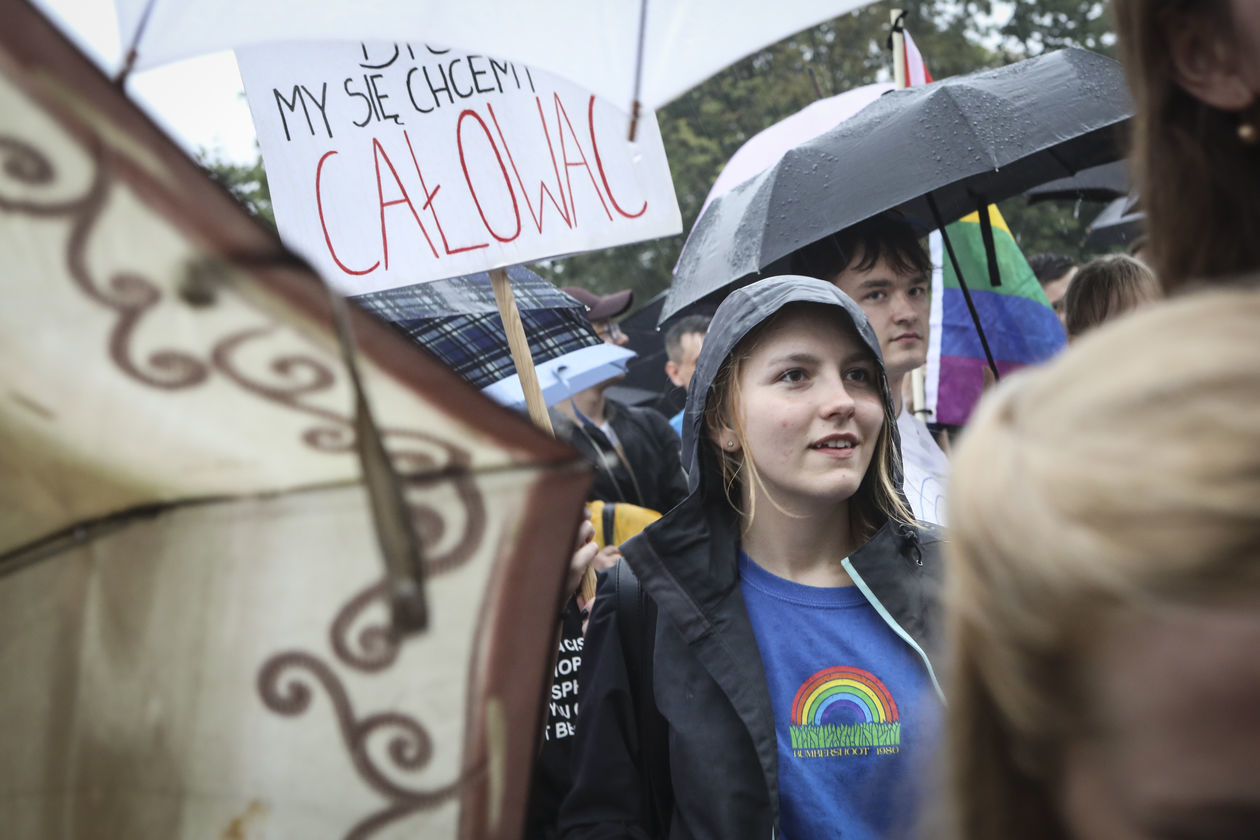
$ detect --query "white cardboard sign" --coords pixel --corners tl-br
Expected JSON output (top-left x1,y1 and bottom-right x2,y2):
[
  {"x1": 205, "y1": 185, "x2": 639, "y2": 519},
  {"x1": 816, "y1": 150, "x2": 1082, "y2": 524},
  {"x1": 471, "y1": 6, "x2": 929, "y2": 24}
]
[{"x1": 237, "y1": 42, "x2": 682, "y2": 294}]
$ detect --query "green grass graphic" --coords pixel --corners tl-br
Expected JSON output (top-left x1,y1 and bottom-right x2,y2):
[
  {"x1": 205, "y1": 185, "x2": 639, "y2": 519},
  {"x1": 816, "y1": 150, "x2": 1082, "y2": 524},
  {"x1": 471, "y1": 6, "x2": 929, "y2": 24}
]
[{"x1": 789, "y1": 721, "x2": 901, "y2": 749}]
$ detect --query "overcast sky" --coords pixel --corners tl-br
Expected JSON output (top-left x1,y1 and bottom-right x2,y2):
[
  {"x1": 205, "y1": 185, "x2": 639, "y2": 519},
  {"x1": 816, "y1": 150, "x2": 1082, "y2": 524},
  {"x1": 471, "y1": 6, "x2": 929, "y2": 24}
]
[{"x1": 31, "y1": 0, "x2": 259, "y2": 164}]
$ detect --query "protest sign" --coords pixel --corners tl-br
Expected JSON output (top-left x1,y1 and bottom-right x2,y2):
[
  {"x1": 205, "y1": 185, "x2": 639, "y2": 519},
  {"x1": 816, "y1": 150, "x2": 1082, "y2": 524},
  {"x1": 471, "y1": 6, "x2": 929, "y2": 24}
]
[{"x1": 238, "y1": 42, "x2": 682, "y2": 295}]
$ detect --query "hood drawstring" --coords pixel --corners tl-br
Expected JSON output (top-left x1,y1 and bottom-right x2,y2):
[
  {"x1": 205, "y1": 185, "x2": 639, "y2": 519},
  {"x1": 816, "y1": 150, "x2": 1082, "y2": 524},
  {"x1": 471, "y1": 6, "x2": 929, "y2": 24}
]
[{"x1": 897, "y1": 523, "x2": 924, "y2": 567}]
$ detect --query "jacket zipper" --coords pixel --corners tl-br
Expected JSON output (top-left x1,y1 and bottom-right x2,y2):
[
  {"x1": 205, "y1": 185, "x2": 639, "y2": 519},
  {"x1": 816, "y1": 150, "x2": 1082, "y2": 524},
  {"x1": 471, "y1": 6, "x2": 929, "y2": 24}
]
[{"x1": 841, "y1": 558, "x2": 946, "y2": 704}]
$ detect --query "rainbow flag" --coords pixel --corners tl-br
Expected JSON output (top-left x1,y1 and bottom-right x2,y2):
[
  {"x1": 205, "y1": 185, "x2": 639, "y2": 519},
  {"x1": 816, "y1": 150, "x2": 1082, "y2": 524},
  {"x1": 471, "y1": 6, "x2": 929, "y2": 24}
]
[{"x1": 924, "y1": 207, "x2": 1066, "y2": 425}]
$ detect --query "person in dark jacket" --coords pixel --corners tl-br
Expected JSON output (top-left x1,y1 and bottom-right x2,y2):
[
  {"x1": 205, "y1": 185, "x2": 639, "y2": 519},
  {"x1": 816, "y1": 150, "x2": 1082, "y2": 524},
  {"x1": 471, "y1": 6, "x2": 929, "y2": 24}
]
[
  {"x1": 560, "y1": 277, "x2": 946, "y2": 840},
  {"x1": 554, "y1": 285, "x2": 688, "y2": 516},
  {"x1": 553, "y1": 399, "x2": 688, "y2": 516},
  {"x1": 528, "y1": 287, "x2": 686, "y2": 840}
]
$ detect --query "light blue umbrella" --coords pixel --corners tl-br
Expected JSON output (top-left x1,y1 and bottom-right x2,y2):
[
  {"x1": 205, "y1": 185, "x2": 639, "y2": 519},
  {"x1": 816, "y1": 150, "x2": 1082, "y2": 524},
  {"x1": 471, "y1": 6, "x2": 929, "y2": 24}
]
[{"x1": 481, "y1": 343, "x2": 637, "y2": 410}]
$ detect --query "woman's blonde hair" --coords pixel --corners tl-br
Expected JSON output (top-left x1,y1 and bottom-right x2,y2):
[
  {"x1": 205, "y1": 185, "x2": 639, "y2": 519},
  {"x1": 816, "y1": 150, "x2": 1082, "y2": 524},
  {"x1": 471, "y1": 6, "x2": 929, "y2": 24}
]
[
  {"x1": 1063, "y1": 254, "x2": 1160, "y2": 339},
  {"x1": 1113, "y1": 0, "x2": 1260, "y2": 290},
  {"x1": 941, "y1": 288, "x2": 1260, "y2": 840},
  {"x1": 702, "y1": 303, "x2": 914, "y2": 538}
]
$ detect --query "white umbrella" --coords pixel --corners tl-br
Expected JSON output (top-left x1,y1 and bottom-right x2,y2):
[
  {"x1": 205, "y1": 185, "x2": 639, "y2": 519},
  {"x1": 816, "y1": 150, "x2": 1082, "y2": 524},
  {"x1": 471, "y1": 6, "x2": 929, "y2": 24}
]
[{"x1": 114, "y1": 0, "x2": 877, "y2": 118}]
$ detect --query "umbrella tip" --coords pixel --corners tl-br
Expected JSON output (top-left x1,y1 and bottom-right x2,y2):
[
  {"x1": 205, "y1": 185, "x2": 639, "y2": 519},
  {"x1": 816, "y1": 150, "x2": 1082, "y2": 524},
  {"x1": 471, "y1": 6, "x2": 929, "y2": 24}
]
[
  {"x1": 389, "y1": 577, "x2": 429, "y2": 636},
  {"x1": 114, "y1": 48, "x2": 139, "y2": 87}
]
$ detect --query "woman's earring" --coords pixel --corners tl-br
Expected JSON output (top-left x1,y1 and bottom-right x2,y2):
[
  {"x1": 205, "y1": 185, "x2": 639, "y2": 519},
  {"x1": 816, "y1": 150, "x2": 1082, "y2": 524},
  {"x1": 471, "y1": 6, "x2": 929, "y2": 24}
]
[
  {"x1": 726, "y1": 440, "x2": 735, "y2": 448},
  {"x1": 1239, "y1": 104, "x2": 1259, "y2": 145}
]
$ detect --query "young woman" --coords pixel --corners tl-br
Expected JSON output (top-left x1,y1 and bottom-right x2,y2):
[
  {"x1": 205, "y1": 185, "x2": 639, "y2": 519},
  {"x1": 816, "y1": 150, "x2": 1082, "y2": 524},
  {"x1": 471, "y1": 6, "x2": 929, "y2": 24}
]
[
  {"x1": 940, "y1": 288, "x2": 1260, "y2": 840},
  {"x1": 559, "y1": 277, "x2": 946, "y2": 840}
]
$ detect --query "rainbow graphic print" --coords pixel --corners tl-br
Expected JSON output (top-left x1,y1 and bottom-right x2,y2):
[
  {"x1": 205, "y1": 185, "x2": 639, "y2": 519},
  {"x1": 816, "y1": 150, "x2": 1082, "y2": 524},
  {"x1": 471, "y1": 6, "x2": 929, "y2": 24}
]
[{"x1": 789, "y1": 666, "x2": 900, "y2": 755}]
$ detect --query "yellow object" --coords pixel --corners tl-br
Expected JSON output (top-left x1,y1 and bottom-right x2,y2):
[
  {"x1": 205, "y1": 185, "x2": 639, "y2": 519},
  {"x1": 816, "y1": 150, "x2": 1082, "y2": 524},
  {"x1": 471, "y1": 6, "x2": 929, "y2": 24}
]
[
  {"x1": 956, "y1": 205, "x2": 1014, "y2": 237},
  {"x1": 586, "y1": 500, "x2": 662, "y2": 548}
]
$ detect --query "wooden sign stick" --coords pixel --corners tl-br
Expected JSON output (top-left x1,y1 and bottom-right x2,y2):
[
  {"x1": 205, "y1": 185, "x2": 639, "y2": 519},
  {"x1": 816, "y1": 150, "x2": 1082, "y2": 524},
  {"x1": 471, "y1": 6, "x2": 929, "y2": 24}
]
[
  {"x1": 490, "y1": 268, "x2": 554, "y2": 434},
  {"x1": 490, "y1": 268, "x2": 598, "y2": 603}
]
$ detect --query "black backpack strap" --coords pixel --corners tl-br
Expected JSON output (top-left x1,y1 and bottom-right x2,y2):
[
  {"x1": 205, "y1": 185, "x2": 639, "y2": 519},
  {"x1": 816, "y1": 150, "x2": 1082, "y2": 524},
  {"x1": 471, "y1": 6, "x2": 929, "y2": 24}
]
[
  {"x1": 612, "y1": 559, "x2": 672, "y2": 836},
  {"x1": 602, "y1": 502, "x2": 618, "y2": 547}
]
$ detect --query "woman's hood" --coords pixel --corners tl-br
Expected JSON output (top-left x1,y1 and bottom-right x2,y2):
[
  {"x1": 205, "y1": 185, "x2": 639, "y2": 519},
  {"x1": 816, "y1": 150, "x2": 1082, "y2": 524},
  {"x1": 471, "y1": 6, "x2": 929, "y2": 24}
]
[{"x1": 680, "y1": 275, "x2": 904, "y2": 497}]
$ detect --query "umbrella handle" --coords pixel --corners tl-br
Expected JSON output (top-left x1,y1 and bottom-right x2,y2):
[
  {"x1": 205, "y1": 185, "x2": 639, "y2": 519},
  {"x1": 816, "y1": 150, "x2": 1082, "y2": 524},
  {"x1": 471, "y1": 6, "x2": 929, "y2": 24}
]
[{"x1": 926, "y1": 193, "x2": 1002, "y2": 384}]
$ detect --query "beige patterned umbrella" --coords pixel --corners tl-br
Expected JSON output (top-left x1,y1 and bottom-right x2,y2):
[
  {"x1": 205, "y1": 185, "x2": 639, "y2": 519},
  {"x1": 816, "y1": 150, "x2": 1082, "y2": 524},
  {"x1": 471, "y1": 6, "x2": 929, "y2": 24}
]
[{"x1": 0, "y1": 2, "x2": 591, "y2": 837}]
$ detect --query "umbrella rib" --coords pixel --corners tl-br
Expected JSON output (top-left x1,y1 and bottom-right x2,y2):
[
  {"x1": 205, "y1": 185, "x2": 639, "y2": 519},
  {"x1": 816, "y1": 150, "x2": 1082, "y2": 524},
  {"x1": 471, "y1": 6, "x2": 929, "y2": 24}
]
[
  {"x1": 0, "y1": 484, "x2": 343, "y2": 579},
  {"x1": 1041, "y1": 144, "x2": 1077, "y2": 181},
  {"x1": 114, "y1": 0, "x2": 159, "y2": 86},
  {"x1": 756, "y1": 142, "x2": 852, "y2": 271},
  {"x1": 936, "y1": 84, "x2": 999, "y2": 172},
  {"x1": 627, "y1": 0, "x2": 650, "y2": 141},
  {"x1": 721, "y1": 166, "x2": 784, "y2": 282},
  {"x1": 0, "y1": 459, "x2": 588, "y2": 578},
  {"x1": 926, "y1": 192, "x2": 1001, "y2": 382}
]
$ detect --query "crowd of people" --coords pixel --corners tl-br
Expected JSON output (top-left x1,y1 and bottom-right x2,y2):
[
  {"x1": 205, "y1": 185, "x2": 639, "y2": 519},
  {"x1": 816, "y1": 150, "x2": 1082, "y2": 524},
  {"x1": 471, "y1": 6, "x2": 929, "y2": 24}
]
[{"x1": 528, "y1": 2, "x2": 1260, "y2": 837}]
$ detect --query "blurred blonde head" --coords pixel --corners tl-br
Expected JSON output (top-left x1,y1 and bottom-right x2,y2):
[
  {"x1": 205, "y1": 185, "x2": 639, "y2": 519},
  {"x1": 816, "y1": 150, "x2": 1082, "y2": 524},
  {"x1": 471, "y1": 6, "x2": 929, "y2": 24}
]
[
  {"x1": 1062, "y1": 254, "x2": 1160, "y2": 339},
  {"x1": 941, "y1": 288, "x2": 1260, "y2": 840}
]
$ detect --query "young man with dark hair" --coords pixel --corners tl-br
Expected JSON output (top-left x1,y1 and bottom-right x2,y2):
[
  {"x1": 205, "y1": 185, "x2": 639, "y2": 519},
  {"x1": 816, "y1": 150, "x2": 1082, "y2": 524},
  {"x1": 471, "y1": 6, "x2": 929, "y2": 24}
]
[
  {"x1": 661, "y1": 313, "x2": 710, "y2": 437},
  {"x1": 792, "y1": 213, "x2": 949, "y2": 525}
]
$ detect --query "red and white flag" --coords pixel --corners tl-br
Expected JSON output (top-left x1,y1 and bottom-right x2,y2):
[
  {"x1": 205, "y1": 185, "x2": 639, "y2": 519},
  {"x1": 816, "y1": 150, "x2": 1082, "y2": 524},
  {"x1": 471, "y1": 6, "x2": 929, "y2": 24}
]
[{"x1": 903, "y1": 29, "x2": 934, "y2": 86}]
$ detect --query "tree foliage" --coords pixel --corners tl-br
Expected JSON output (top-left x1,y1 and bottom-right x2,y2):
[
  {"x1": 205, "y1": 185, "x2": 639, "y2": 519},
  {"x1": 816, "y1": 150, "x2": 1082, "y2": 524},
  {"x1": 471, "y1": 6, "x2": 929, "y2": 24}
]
[
  {"x1": 206, "y1": 1, "x2": 1123, "y2": 308},
  {"x1": 997, "y1": 0, "x2": 1116, "y2": 57},
  {"x1": 200, "y1": 148, "x2": 275, "y2": 228}
]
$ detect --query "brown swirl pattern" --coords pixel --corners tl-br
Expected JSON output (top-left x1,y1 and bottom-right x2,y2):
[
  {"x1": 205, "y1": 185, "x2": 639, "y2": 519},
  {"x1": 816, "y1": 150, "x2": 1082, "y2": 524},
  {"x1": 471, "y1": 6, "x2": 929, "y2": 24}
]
[
  {"x1": 0, "y1": 136, "x2": 208, "y2": 389},
  {"x1": 329, "y1": 581, "x2": 397, "y2": 673},
  {"x1": 210, "y1": 327, "x2": 486, "y2": 578},
  {"x1": 6, "y1": 119, "x2": 498, "y2": 837},
  {"x1": 257, "y1": 651, "x2": 462, "y2": 837},
  {"x1": 327, "y1": 470, "x2": 488, "y2": 675},
  {"x1": 211, "y1": 325, "x2": 354, "y2": 452},
  {"x1": 2, "y1": 131, "x2": 486, "y2": 578}
]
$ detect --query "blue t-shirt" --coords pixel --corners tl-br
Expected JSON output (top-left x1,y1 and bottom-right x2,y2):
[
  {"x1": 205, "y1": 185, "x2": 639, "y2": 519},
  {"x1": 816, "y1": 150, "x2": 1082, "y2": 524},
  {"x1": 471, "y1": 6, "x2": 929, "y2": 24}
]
[
  {"x1": 738, "y1": 552, "x2": 939, "y2": 840},
  {"x1": 669, "y1": 409, "x2": 684, "y2": 438}
]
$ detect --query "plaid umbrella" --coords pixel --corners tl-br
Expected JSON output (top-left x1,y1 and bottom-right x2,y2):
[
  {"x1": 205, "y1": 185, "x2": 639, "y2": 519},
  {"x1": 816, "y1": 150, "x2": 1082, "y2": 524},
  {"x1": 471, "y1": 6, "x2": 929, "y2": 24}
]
[{"x1": 353, "y1": 266, "x2": 603, "y2": 390}]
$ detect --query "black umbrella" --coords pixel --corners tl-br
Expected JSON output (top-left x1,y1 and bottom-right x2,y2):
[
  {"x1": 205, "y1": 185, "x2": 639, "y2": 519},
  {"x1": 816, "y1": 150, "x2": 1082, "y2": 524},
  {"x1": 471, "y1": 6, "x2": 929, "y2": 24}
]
[
  {"x1": 1025, "y1": 160, "x2": 1131, "y2": 204},
  {"x1": 1083, "y1": 193, "x2": 1145, "y2": 247},
  {"x1": 665, "y1": 47, "x2": 1132, "y2": 324}
]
